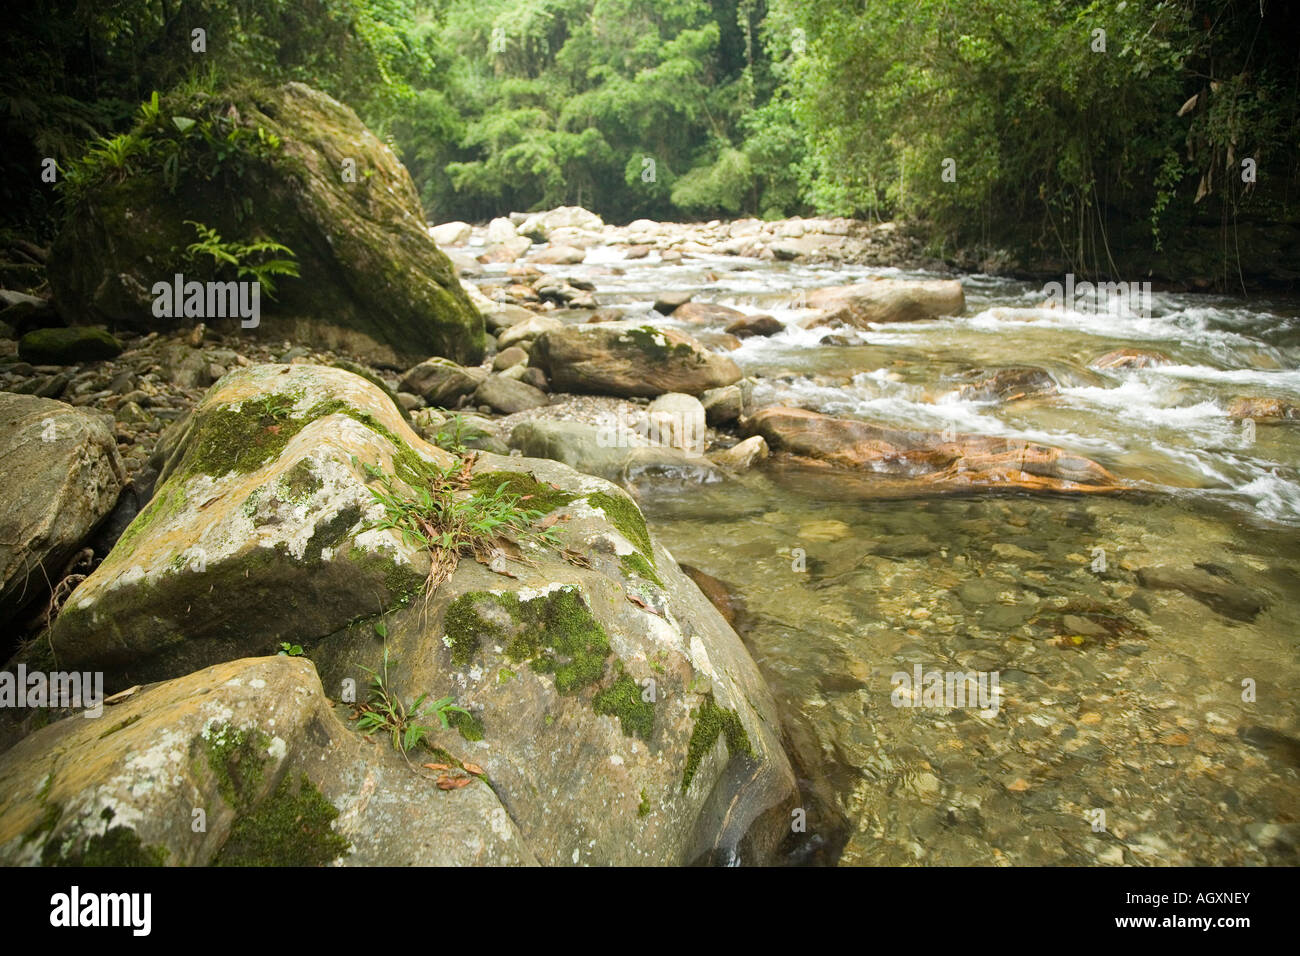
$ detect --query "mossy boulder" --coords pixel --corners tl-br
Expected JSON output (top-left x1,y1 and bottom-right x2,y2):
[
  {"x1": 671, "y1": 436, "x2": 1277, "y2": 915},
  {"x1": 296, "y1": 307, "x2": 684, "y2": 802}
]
[
  {"x1": 0, "y1": 393, "x2": 125, "y2": 622},
  {"x1": 49, "y1": 82, "x2": 483, "y2": 366},
  {"x1": 529, "y1": 322, "x2": 742, "y2": 397},
  {"x1": 17, "y1": 327, "x2": 122, "y2": 365},
  {"x1": 0, "y1": 656, "x2": 535, "y2": 866},
  {"x1": 47, "y1": 364, "x2": 455, "y2": 688}
]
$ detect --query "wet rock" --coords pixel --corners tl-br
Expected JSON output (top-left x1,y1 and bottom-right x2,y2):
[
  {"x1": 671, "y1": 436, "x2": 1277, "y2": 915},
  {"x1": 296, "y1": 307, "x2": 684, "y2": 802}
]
[
  {"x1": 1226, "y1": 397, "x2": 1298, "y2": 421},
  {"x1": 18, "y1": 327, "x2": 122, "y2": 365},
  {"x1": 647, "y1": 393, "x2": 707, "y2": 453},
  {"x1": 529, "y1": 323, "x2": 742, "y2": 398},
  {"x1": 478, "y1": 237, "x2": 532, "y2": 264},
  {"x1": 429, "y1": 221, "x2": 472, "y2": 246},
  {"x1": 725, "y1": 313, "x2": 784, "y2": 338},
  {"x1": 957, "y1": 366, "x2": 1057, "y2": 402},
  {"x1": 1090, "y1": 348, "x2": 1171, "y2": 370},
  {"x1": 497, "y1": 315, "x2": 564, "y2": 350},
  {"x1": 474, "y1": 376, "x2": 549, "y2": 415},
  {"x1": 486, "y1": 217, "x2": 518, "y2": 243},
  {"x1": 653, "y1": 291, "x2": 693, "y2": 315},
  {"x1": 745, "y1": 406, "x2": 1120, "y2": 495},
  {"x1": 709, "y1": 435, "x2": 769, "y2": 471},
  {"x1": 625, "y1": 245, "x2": 651, "y2": 260},
  {"x1": 680, "y1": 564, "x2": 744, "y2": 629},
  {"x1": 531, "y1": 244, "x2": 587, "y2": 265},
  {"x1": 806, "y1": 278, "x2": 965, "y2": 327},
  {"x1": 0, "y1": 393, "x2": 126, "y2": 622},
  {"x1": 517, "y1": 206, "x2": 604, "y2": 241},
  {"x1": 1136, "y1": 564, "x2": 1268, "y2": 622},
  {"x1": 673, "y1": 302, "x2": 746, "y2": 324},
  {"x1": 701, "y1": 384, "x2": 744, "y2": 425}
]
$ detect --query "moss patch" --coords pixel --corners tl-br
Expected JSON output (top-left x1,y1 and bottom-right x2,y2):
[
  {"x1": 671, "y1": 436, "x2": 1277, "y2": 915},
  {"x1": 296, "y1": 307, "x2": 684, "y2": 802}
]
[
  {"x1": 18, "y1": 326, "x2": 123, "y2": 364},
  {"x1": 280, "y1": 458, "x2": 324, "y2": 501},
  {"x1": 619, "y1": 326, "x2": 702, "y2": 365},
  {"x1": 202, "y1": 723, "x2": 271, "y2": 809},
  {"x1": 98, "y1": 714, "x2": 142, "y2": 739},
  {"x1": 214, "y1": 772, "x2": 350, "y2": 867},
  {"x1": 619, "y1": 552, "x2": 664, "y2": 589},
  {"x1": 638, "y1": 788, "x2": 651, "y2": 818},
  {"x1": 681, "y1": 694, "x2": 754, "y2": 793},
  {"x1": 448, "y1": 708, "x2": 484, "y2": 742},
  {"x1": 41, "y1": 806, "x2": 167, "y2": 866},
  {"x1": 593, "y1": 674, "x2": 655, "y2": 741},
  {"x1": 446, "y1": 588, "x2": 612, "y2": 695},
  {"x1": 587, "y1": 491, "x2": 654, "y2": 564},
  {"x1": 470, "y1": 471, "x2": 578, "y2": 514}
]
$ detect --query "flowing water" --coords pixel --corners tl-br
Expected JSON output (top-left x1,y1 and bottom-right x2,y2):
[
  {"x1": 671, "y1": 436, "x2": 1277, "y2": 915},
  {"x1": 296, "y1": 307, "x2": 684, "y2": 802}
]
[{"x1": 478, "y1": 246, "x2": 1300, "y2": 865}]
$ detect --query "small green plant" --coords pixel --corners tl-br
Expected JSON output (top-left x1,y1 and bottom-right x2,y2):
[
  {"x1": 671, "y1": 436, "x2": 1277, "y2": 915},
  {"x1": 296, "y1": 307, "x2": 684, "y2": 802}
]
[
  {"x1": 182, "y1": 220, "x2": 300, "y2": 298},
  {"x1": 277, "y1": 642, "x2": 304, "y2": 657},
  {"x1": 354, "y1": 646, "x2": 467, "y2": 757},
  {"x1": 430, "y1": 413, "x2": 485, "y2": 454},
  {"x1": 361, "y1": 454, "x2": 559, "y2": 596}
]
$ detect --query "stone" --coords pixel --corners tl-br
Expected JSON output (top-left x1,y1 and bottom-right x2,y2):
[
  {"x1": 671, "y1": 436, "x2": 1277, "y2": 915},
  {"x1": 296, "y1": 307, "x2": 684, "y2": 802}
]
[
  {"x1": 672, "y1": 302, "x2": 746, "y2": 324},
  {"x1": 429, "y1": 221, "x2": 472, "y2": 246},
  {"x1": 17, "y1": 327, "x2": 122, "y2": 365},
  {"x1": 474, "y1": 376, "x2": 549, "y2": 415},
  {"x1": 725, "y1": 313, "x2": 784, "y2": 338},
  {"x1": 486, "y1": 217, "x2": 518, "y2": 243},
  {"x1": 1227, "y1": 397, "x2": 1298, "y2": 421},
  {"x1": 805, "y1": 278, "x2": 965, "y2": 327},
  {"x1": 646, "y1": 393, "x2": 708, "y2": 453},
  {"x1": 0, "y1": 393, "x2": 125, "y2": 621},
  {"x1": 709, "y1": 435, "x2": 769, "y2": 471},
  {"x1": 492, "y1": 346, "x2": 529, "y2": 371},
  {"x1": 957, "y1": 367, "x2": 1057, "y2": 402},
  {"x1": 398, "y1": 358, "x2": 487, "y2": 407},
  {"x1": 530, "y1": 244, "x2": 587, "y2": 265},
  {"x1": 701, "y1": 384, "x2": 744, "y2": 425},
  {"x1": 1090, "y1": 348, "x2": 1170, "y2": 370},
  {"x1": 653, "y1": 291, "x2": 693, "y2": 314},
  {"x1": 528, "y1": 323, "x2": 742, "y2": 398},
  {"x1": 48, "y1": 83, "x2": 483, "y2": 366},
  {"x1": 497, "y1": 315, "x2": 564, "y2": 350}
]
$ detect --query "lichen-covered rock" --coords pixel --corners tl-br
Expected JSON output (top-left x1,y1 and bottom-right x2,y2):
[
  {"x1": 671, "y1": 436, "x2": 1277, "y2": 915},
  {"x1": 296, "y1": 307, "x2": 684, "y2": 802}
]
[
  {"x1": 312, "y1": 454, "x2": 794, "y2": 865},
  {"x1": 17, "y1": 327, "x2": 122, "y2": 365},
  {"x1": 508, "y1": 420, "x2": 722, "y2": 487},
  {"x1": 49, "y1": 82, "x2": 483, "y2": 366},
  {"x1": 48, "y1": 364, "x2": 454, "y2": 688},
  {"x1": 0, "y1": 394, "x2": 125, "y2": 621},
  {"x1": 0, "y1": 656, "x2": 536, "y2": 866},
  {"x1": 529, "y1": 322, "x2": 742, "y2": 397}
]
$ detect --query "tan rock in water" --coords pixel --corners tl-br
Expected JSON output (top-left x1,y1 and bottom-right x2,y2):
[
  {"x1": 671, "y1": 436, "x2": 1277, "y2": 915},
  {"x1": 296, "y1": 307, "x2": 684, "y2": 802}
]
[
  {"x1": 1090, "y1": 348, "x2": 1171, "y2": 370},
  {"x1": 957, "y1": 366, "x2": 1057, "y2": 403},
  {"x1": 805, "y1": 277, "x2": 965, "y2": 327},
  {"x1": 744, "y1": 406, "x2": 1119, "y2": 495},
  {"x1": 1226, "y1": 397, "x2": 1298, "y2": 421}
]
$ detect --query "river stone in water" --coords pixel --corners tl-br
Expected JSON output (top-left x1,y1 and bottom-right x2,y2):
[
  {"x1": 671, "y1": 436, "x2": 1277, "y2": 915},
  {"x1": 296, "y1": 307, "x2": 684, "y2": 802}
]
[
  {"x1": 529, "y1": 322, "x2": 742, "y2": 397},
  {"x1": 47, "y1": 364, "x2": 453, "y2": 688},
  {"x1": 0, "y1": 656, "x2": 536, "y2": 866},
  {"x1": 745, "y1": 406, "x2": 1120, "y2": 496},
  {"x1": 806, "y1": 278, "x2": 965, "y2": 327},
  {"x1": 312, "y1": 452, "x2": 796, "y2": 865},
  {"x1": 48, "y1": 83, "x2": 483, "y2": 366},
  {"x1": 509, "y1": 419, "x2": 722, "y2": 486},
  {"x1": 0, "y1": 394, "x2": 126, "y2": 621}
]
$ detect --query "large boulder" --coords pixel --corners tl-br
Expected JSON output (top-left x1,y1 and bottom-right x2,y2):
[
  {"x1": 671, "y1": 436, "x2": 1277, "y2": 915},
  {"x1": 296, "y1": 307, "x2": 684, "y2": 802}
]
[
  {"x1": 529, "y1": 323, "x2": 742, "y2": 397},
  {"x1": 508, "y1": 419, "x2": 722, "y2": 486},
  {"x1": 49, "y1": 82, "x2": 484, "y2": 366},
  {"x1": 27, "y1": 364, "x2": 795, "y2": 864},
  {"x1": 0, "y1": 394, "x2": 125, "y2": 622},
  {"x1": 518, "y1": 206, "x2": 604, "y2": 241},
  {"x1": 0, "y1": 656, "x2": 535, "y2": 866},
  {"x1": 805, "y1": 278, "x2": 965, "y2": 327},
  {"x1": 47, "y1": 364, "x2": 454, "y2": 687},
  {"x1": 745, "y1": 406, "x2": 1120, "y2": 495}
]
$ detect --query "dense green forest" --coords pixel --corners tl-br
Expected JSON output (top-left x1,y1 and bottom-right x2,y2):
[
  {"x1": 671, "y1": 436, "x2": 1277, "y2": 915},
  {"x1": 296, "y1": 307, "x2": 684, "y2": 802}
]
[{"x1": 3, "y1": 0, "x2": 1298, "y2": 278}]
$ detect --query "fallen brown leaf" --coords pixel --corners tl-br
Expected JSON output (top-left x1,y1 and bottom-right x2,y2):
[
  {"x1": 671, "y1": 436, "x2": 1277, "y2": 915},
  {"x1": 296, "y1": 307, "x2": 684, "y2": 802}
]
[
  {"x1": 462, "y1": 763, "x2": 485, "y2": 776},
  {"x1": 423, "y1": 763, "x2": 452, "y2": 771}
]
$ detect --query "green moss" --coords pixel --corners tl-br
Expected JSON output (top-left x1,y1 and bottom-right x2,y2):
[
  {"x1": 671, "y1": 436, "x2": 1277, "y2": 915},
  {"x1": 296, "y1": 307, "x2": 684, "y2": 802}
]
[
  {"x1": 587, "y1": 491, "x2": 654, "y2": 564},
  {"x1": 18, "y1": 326, "x2": 122, "y2": 364},
  {"x1": 330, "y1": 359, "x2": 409, "y2": 422},
  {"x1": 214, "y1": 773, "x2": 350, "y2": 867},
  {"x1": 202, "y1": 723, "x2": 271, "y2": 809},
  {"x1": 638, "y1": 788, "x2": 651, "y2": 818},
  {"x1": 619, "y1": 552, "x2": 664, "y2": 589},
  {"x1": 469, "y1": 471, "x2": 578, "y2": 515},
  {"x1": 593, "y1": 674, "x2": 655, "y2": 741},
  {"x1": 448, "y1": 588, "x2": 612, "y2": 695},
  {"x1": 619, "y1": 326, "x2": 702, "y2": 365},
  {"x1": 40, "y1": 806, "x2": 167, "y2": 866},
  {"x1": 304, "y1": 504, "x2": 362, "y2": 561},
  {"x1": 680, "y1": 694, "x2": 755, "y2": 793},
  {"x1": 497, "y1": 667, "x2": 517, "y2": 684},
  {"x1": 112, "y1": 478, "x2": 189, "y2": 556},
  {"x1": 182, "y1": 393, "x2": 308, "y2": 477},
  {"x1": 347, "y1": 546, "x2": 427, "y2": 603},
  {"x1": 98, "y1": 714, "x2": 142, "y2": 739},
  {"x1": 448, "y1": 708, "x2": 484, "y2": 742},
  {"x1": 280, "y1": 458, "x2": 324, "y2": 501}
]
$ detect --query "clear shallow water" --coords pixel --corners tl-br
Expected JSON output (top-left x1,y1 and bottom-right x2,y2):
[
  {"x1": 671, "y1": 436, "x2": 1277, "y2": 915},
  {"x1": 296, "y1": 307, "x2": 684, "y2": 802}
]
[{"x1": 483, "y1": 248, "x2": 1300, "y2": 864}]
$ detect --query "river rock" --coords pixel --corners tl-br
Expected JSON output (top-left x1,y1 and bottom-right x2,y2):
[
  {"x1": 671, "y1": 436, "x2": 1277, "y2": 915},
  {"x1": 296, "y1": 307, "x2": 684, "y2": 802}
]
[
  {"x1": 430, "y1": 221, "x2": 473, "y2": 246},
  {"x1": 478, "y1": 237, "x2": 532, "y2": 263},
  {"x1": 701, "y1": 384, "x2": 744, "y2": 425},
  {"x1": 0, "y1": 655, "x2": 536, "y2": 866},
  {"x1": 492, "y1": 346, "x2": 529, "y2": 371},
  {"x1": 725, "y1": 313, "x2": 783, "y2": 338},
  {"x1": 709, "y1": 435, "x2": 769, "y2": 471},
  {"x1": 18, "y1": 327, "x2": 122, "y2": 365},
  {"x1": 399, "y1": 357, "x2": 487, "y2": 407},
  {"x1": 48, "y1": 83, "x2": 483, "y2": 366},
  {"x1": 673, "y1": 302, "x2": 746, "y2": 324},
  {"x1": 1136, "y1": 564, "x2": 1268, "y2": 622},
  {"x1": 647, "y1": 393, "x2": 708, "y2": 453},
  {"x1": 957, "y1": 366, "x2": 1057, "y2": 402},
  {"x1": 474, "y1": 376, "x2": 549, "y2": 414},
  {"x1": 497, "y1": 315, "x2": 564, "y2": 349},
  {"x1": 529, "y1": 323, "x2": 742, "y2": 397},
  {"x1": 1090, "y1": 348, "x2": 1171, "y2": 370},
  {"x1": 625, "y1": 245, "x2": 652, "y2": 260},
  {"x1": 0, "y1": 394, "x2": 125, "y2": 621},
  {"x1": 531, "y1": 244, "x2": 587, "y2": 265},
  {"x1": 518, "y1": 206, "x2": 604, "y2": 241},
  {"x1": 1226, "y1": 397, "x2": 1298, "y2": 421},
  {"x1": 508, "y1": 419, "x2": 722, "y2": 486},
  {"x1": 486, "y1": 217, "x2": 518, "y2": 243},
  {"x1": 744, "y1": 406, "x2": 1119, "y2": 495},
  {"x1": 654, "y1": 291, "x2": 693, "y2": 315},
  {"x1": 805, "y1": 278, "x2": 965, "y2": 326}
]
